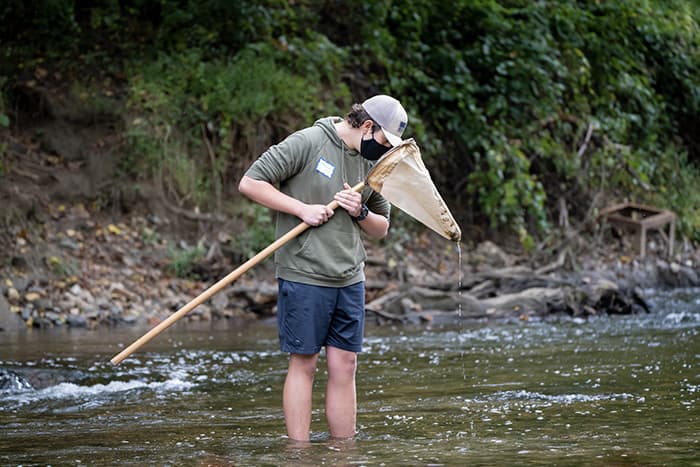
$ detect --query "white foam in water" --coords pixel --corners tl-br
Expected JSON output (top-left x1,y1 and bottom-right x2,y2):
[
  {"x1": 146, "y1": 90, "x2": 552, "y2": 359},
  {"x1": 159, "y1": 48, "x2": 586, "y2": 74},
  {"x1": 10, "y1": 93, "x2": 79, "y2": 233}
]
[
  {"x1": 663, "y1": 312, "x2": 698, "y2": 324},
  {"x1": 460, "y1": 390, "x2": 634, "y2": 408},
  {"x1": 490, "y1": 390, "x2": 634, "y2": 404},
  {"x1": 1, "y1": 377, "x2": 194, "y2": 409}
]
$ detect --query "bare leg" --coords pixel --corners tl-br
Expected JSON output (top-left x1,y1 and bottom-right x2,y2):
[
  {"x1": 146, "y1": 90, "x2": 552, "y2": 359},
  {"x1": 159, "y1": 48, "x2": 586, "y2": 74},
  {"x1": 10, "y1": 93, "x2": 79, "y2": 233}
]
[
  {"x1": 325, "y1": 346, "x2": 358, "y2": 438},
  {"x1": 283, "y1": 353, "x2": 319, "y2": 441}
]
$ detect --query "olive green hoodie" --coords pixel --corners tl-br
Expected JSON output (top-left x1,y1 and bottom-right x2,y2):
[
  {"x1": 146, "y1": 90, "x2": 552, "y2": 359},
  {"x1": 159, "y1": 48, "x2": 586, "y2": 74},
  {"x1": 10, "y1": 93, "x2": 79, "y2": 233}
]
[{"x1": 244, "y1": 117, "x2": 390, "y2": 287}]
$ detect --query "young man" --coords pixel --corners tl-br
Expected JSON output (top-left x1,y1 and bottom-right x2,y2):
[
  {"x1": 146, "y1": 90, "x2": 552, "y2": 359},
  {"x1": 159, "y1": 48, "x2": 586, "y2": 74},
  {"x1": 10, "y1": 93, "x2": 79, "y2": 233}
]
[{"x1": 238, "y1": 95, "x2": 408, "y2": 441}]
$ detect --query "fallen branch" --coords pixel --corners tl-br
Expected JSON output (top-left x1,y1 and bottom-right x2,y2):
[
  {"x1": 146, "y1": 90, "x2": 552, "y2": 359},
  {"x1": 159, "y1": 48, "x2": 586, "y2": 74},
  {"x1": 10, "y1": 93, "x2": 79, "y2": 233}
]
[
  {"x1": 535, "y1": 248, "x2": 567, "y2": 275},
  {"x1": 577, "y1": 122, "x2": 596, "y2": 158},
  {"x1": 158, "y1": 192, "x2": 227, "y2": 222}
]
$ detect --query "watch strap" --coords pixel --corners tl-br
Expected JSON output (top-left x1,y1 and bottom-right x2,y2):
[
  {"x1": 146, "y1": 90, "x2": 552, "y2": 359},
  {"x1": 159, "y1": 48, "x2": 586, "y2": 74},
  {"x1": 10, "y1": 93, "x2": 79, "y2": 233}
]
[{"x1": 354, "y1": 204, "x2": 369, "y2": 221}]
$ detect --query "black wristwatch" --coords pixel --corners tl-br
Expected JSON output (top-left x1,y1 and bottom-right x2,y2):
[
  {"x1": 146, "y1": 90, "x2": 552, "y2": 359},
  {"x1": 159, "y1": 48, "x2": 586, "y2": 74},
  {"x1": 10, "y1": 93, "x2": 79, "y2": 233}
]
[{"x1": 354, "y1": 204, "x2": 369, "y2": 221}]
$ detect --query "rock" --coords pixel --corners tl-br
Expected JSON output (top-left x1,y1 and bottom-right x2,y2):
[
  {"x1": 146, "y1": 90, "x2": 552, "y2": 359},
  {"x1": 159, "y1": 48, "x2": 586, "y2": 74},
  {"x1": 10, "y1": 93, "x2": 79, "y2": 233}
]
[
  {"x1": 67, "y1": 315, "x2": 87, "y2": 328},
  {"x1": 83, "y1": 307, "x2": 100, "y2": 320},
  {"x1": 33, "y1": 316, "x2": 53, "y2": 328},
  {"x1": 45, "y1": 311, "x2": 63, "y2": 324},
  {"x1": 11, "y1": 276, "x2": 31, "y2": 292},
  {"x1": 110, "y1": 282, "x2": 137, "y2": 300},
  {"x1": 21, "y1": 307, "x2": 33, "y2": 321},
  {"x1": 35, "y1": 299, "x2": 52, "y2": 311},
  {"x1": 120, "y1": 315, "x2": 138, "y2": 325},
  {"x1": 0, "y1": 293, "x2": 24, "y2": 332},
  {"x1": 0, "y1": 369, "x2": 33, "y2": 391},
  {"x1": 59, "y1": 238, "x2": 81, "y2": 251},
  {"x1": 594, "y1": 278, "x2": 619, "y2": 291},
  {"x1": 6, "y1": 288, "x2": 20, "y2": 302},
  {"x1": 212, "y1": 293, "x2": 228, "y2": 311},
  {"x1": 25, "y1": 292, "x2": 41, "y2": 302},
  {"x1": 10, "y1": 256, "x2": 30, "y2": 270}
]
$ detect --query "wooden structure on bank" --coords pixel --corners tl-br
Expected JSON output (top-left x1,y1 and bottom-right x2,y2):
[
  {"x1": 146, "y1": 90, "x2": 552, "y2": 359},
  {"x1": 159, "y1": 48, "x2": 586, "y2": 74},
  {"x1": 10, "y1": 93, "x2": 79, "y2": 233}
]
[{"x1": 599, "y1": 203, "x2": 676, "y2": 259}]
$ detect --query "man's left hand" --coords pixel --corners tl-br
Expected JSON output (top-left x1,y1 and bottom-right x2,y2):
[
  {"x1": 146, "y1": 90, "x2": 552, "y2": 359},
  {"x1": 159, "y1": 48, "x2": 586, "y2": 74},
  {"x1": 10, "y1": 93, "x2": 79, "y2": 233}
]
[{"x1": 334, "y1": 183, "x2": 363, "y2": 217}]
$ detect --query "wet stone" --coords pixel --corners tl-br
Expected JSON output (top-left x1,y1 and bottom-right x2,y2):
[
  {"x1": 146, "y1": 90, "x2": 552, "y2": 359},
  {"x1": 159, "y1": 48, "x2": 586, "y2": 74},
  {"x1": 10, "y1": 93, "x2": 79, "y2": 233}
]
[
  {"x1": 6, "y1": 288, "x2": 20, "y2": 302},
  {"x1": 11, "y1": 277, "x2": 31, "y2": 292},
  {"x1": 84, "y1": 308, "x2": 100, "y2": 320},
  {"x1": 36, "y1": 299, "x2": 52, "y2": 311},
  {"x1": 212, "y1": 293, "x2": 228, "y2": 310},
  {"x1": 67, "y1": 315, "x2": 87, "y2": 328},
  {"x1": 59, "y1": 238, "x2": 81, "y2": 251},
  {"x1": 35, "y1": 275, "x2": 50, "y2": 286},
  {"x1": 25, "y1": 292, "x2": 41, "y2": 302},
  {"x1": 0, "y1": 369, "x2": 33, "y2": 391},
  {"x1": 10, "y1": 256, "x2": 30, "y2": 270},
  {"x1": 33, "y1": 316, "x2": 52, "y2": 328},
  {"x1": 46, "y1": 312, "x2": 64, "y2": 326},
  {"x1": 120, "y1": 315, "x2": 137, "y2": 325}
]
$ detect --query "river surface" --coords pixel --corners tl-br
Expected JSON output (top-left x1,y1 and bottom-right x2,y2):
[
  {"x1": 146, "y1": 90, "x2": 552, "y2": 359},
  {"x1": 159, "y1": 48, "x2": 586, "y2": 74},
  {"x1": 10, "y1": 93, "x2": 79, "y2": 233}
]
[{"x1": 1, "y1": 287, "x2": 698, "y2": 466}]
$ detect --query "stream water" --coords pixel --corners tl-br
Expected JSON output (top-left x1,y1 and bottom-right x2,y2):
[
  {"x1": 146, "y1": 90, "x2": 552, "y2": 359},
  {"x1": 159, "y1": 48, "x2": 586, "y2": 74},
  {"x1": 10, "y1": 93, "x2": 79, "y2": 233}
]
[{"x1": 1, "y1": 287, "x2": 698, "y2": 466}]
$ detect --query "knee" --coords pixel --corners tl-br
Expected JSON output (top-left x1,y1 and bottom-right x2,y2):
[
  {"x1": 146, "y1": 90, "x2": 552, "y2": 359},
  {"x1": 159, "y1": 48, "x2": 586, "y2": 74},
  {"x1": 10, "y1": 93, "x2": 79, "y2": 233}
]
[
  {"x1": 328, "y1": 351, "x2": 357, "y2": 379},
  {"x1": 289, "y1": 353, "x2": 319, "y2": 379}
]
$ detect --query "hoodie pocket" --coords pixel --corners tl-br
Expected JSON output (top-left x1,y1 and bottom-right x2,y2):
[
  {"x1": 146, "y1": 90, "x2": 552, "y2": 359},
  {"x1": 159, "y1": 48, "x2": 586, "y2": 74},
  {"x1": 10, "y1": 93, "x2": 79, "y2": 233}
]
[{"x1": 292, "y1": 226, "x2": 366, "y2": 279}]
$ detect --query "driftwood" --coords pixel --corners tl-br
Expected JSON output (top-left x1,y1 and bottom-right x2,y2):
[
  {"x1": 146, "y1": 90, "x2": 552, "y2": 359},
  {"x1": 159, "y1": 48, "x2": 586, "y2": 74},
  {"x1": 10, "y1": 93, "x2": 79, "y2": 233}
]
[
  {"x1": 361, "y1": 266, "x2": 650, "y2": 324},
  {"x1": 218, "y1": 259, "x2": 659, "y2": 324}
]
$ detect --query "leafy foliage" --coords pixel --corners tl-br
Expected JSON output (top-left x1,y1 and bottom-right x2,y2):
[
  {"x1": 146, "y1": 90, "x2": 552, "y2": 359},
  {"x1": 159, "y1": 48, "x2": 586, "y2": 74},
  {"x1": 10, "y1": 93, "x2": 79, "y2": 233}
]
[
  {"x1": 1, "y1": 0, "x2": 699, "y2": 248},
  {"x1": 124, "y1": 39, "x2": 347, "y2": 211},
  {"x1": 166, "y1": 241, "x2": 206, "y2": 279},
  {"x1": 234, "y1": 204, "x2": 276, "y2": 259},
  {"x1": 358, "y1": 0, "x2": 700, "y2": 245}
]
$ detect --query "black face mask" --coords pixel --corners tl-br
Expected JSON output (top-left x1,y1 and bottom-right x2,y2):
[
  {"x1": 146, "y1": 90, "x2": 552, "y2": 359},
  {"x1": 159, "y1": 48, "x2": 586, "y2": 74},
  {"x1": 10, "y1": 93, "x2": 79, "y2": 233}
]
[{"x1": 360, "y1": 135, "x2": 390, "y2": 161}]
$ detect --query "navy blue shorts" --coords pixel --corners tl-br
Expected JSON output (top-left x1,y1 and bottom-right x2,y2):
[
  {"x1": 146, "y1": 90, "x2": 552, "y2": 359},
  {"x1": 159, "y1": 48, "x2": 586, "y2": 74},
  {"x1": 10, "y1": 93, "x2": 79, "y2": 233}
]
[{"x1": 277, "y1": 279, "x2": 366, "y2": 354}]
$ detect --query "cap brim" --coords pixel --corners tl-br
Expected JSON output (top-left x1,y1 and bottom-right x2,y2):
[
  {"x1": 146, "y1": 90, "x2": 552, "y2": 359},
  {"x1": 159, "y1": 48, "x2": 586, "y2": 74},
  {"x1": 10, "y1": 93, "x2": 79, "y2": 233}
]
[{"x1": 382, "y1": 128, "x2": 403, "y2": 147}]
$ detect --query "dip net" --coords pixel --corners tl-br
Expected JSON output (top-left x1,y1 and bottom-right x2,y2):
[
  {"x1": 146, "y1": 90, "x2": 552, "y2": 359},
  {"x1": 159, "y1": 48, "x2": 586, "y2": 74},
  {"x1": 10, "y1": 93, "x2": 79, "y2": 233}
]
[{"x1": 368, "y1": 138, "x2": 461, "y2": 241}]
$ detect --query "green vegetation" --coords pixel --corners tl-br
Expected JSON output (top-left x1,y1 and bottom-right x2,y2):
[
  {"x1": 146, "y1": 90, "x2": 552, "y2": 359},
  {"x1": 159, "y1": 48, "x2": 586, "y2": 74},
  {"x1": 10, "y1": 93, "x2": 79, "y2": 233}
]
[
  {"x1": 365, "y1": 0, "x2": 700, "y2": 243},
  {"x1": 47, "y1": 255, "x2": 78, "y2": 279},
  {"x1": 166, "y1": 241, "x2": 206, "y2": 279},
  {"x1": 123, "y1": 42, "x2": 347, "y2": 212},
  {"x1": 234, "y1": 204, "x2": 277, "y2": 259},
  {"x1": 1, "y1": 0, "x2": 699, "y2": 248}
]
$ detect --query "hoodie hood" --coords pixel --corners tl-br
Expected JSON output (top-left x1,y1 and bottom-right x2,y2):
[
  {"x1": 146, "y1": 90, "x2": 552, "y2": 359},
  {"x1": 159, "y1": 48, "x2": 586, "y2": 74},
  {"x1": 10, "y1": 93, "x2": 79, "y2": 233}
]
[{"x1": 313, "y1": 117, "x2": 359, "y2": 156}]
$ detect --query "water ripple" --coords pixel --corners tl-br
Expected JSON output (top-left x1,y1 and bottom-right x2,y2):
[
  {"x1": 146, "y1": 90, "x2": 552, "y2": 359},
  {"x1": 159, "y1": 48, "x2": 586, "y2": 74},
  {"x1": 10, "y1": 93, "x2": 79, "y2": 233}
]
[{"x1": 0, "y1": 377, "x2": 194, "y2": 411}]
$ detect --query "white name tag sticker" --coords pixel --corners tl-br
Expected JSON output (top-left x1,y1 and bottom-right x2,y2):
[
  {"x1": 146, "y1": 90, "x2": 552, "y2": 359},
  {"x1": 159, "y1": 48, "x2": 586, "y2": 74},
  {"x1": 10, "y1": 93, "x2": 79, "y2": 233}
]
[{"x1": 315, "y1": 158, "x2": 335, "y2": 179}]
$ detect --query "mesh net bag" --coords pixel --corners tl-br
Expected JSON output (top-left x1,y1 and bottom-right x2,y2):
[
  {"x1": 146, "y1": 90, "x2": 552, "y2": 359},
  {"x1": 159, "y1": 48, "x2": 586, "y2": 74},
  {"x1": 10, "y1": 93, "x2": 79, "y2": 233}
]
[{"x1": 367, "y1": 138, "x2": 461, "y2": 241}]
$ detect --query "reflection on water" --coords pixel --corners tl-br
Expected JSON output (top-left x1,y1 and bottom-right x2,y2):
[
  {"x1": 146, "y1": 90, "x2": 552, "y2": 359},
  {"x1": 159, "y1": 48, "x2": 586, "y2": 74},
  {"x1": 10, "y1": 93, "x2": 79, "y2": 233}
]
[{"x1": 1, "y1": 288, "x2": 698, "y2": 465}]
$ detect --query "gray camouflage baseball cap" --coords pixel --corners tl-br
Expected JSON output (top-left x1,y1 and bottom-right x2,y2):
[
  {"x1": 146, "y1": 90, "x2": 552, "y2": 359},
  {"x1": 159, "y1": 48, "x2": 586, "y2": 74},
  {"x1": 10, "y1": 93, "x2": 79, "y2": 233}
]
[{"x1": 361, "y1": 95, "x2": 408, "y2": 147}]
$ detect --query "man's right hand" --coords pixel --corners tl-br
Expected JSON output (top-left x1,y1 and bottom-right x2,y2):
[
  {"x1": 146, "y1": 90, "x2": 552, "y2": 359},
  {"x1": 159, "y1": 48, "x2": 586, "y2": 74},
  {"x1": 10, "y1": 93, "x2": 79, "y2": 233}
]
[
  {"x1": 299, "y1": 204, "x2": 334, "y2": 226},
  {"x1": 239, "y1": 176, "x2": 334, "y2": 227}
]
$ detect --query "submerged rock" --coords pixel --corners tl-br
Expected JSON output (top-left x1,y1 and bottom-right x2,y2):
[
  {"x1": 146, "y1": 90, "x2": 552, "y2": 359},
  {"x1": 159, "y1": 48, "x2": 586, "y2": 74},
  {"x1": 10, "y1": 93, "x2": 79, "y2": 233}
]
[{"x1": 0, "y1": 369, "x2": 33, "y2": 392}]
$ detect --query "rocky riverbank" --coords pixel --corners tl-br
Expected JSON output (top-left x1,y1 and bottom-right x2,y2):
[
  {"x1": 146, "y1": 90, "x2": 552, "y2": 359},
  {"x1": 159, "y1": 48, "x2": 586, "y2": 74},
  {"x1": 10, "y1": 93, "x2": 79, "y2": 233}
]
[
  {"x1": 2, "y1": 195, "x2": 700, "y2": 333},
  {"x1": 0, "y1": 202, "x2": 266, "y2": 332}
]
